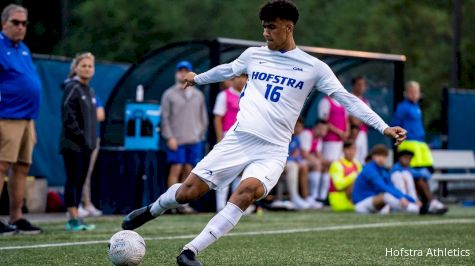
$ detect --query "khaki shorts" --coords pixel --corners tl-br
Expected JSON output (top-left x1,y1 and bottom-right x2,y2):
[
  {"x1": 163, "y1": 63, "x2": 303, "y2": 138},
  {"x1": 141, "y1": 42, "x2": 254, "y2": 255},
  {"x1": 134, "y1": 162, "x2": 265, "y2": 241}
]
[{"x1": 0, "y1": 119, "x2": 36, "y2": 164}]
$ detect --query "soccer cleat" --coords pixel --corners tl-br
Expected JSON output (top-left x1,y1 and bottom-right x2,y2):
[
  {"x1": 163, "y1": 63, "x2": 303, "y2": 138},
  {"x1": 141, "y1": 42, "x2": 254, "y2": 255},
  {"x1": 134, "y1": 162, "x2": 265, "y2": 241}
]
[
  {"x1": 0, "y1": 220, "x2": 16, "y2": 236},
  {"x1": 66, "y1": 219, "x2": 95, "y2": 231},
  {"x1": 290, "y1": 196, "x2": 311, "y2": 210},
  {"x1": 305, "y1": 197, "x2": 323, "y2": 209},
  {"x1": 122, "y1": 204, "x2": 155, "y2": 230},
  {"x1": 11, "y1": 218, "x2": 42, "y2": 235},
  {"x1": 428, "y1": 199, "x2": 448, "y2": 215},
  {"x1": 177, "y1": 249, "x2": 203, "y2": 266}
]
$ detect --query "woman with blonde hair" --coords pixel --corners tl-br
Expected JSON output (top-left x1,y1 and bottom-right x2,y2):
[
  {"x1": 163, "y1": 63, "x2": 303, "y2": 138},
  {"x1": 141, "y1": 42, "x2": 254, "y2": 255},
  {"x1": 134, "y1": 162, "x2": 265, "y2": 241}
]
[{"x1": 59, "y1": 52, "x2": 97, "y2": 231}]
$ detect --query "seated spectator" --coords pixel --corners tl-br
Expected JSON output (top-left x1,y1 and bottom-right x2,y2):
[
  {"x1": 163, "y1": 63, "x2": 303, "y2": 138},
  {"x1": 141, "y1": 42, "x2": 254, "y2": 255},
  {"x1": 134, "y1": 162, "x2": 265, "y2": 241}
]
[
  {"x1": 297, "y1": 119, "x2": 328, "y2": 203},
  {"x1": 391, "y1": 150, "x2": 447, "y2": 214},
  {"x1": 390, "y1": 151, "x2": 419, "y2": 203},
  {"x1": 352, "y1": 145, "x2": 421, "y2": 214},
  {"x1": 277, "y1": 126, "x2": 321, "y2": 210},
  {"x1": 328, "y1": 141, "x2": 361, "y2": 212}
]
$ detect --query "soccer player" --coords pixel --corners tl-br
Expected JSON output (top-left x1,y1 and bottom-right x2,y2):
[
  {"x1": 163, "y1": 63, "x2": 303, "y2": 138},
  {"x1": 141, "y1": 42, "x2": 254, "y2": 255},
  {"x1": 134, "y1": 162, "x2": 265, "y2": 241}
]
[{"x1": 122, "y1": 1, "x2": 406, "y2": 265}]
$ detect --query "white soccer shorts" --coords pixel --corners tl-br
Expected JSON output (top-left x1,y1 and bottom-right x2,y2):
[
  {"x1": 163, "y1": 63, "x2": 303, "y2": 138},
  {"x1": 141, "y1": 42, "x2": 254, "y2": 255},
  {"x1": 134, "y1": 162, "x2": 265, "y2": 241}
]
[
  {"x1": 192, "y1": 130, "x2": 288, "y2": 196},
  {"x1": 322, "y1": 141, "x2": 343, "y2": 162},
  {"x1": 354, "y1": 196, "x2": 376, "y2": 214}
]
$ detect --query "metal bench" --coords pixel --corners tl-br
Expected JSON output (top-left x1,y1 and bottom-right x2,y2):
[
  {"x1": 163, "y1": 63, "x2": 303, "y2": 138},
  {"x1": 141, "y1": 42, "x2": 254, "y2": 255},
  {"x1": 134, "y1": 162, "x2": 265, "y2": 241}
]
[{"x1": 431, "y1": 150, "x2": 475, "y2": 197}]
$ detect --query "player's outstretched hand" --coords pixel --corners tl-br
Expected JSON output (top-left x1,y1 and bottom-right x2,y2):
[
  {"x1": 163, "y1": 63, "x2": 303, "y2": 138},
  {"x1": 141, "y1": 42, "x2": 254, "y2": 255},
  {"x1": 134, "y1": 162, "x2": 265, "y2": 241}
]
[
  {"x1": 183, "y1": 72, "x2": 197, "y2": 89},
  {"x1": 383, "y1": 126, "x2": 407, "y2": 146}
]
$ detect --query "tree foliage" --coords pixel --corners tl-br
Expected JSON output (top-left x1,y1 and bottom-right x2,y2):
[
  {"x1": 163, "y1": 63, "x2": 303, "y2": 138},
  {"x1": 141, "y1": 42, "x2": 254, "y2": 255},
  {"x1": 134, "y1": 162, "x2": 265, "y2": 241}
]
[{"x1": 55, "y1": 0, "x2": 475, "y2": 132}]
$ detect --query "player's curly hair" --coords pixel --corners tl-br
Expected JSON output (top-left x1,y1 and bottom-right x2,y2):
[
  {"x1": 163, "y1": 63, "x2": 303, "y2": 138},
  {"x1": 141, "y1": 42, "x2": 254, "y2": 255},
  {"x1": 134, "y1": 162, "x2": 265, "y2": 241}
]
[{"x1": 259, "y1": 0, "x2": 299, "y2": 25}]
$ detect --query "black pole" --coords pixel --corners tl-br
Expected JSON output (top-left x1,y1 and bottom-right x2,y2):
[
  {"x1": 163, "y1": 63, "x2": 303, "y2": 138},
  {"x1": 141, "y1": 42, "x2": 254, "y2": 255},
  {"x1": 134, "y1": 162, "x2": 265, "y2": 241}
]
[{"x1": 451, "y1": 0, "x2": 461, "y2": 88}]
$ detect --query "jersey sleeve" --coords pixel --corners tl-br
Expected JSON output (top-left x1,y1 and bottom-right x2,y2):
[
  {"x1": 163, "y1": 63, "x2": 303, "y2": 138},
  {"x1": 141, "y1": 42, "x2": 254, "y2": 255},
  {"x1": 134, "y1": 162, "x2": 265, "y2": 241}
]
[
  {"x1": 213, "y1": 91, "x2": 227, "y2": 116},
  {"x1": 331, "y1": 89, "x2": 389, "y2": 134},
  {"x1": 313, "y1": 62, "x2": 388, "y2": 134},
  {"x1": 195, "y1": 48, "x2": 252, "y2": 85},
  {"x1": 314, "y1": 63, "x2": 345, "y2": 96}
]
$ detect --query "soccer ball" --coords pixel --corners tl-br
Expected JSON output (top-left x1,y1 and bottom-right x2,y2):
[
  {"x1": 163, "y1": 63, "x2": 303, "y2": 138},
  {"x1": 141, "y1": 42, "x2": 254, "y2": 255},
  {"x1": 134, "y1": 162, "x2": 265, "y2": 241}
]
[{"x1": 108, "y1": 230, "x2": 146, "y2": 266}]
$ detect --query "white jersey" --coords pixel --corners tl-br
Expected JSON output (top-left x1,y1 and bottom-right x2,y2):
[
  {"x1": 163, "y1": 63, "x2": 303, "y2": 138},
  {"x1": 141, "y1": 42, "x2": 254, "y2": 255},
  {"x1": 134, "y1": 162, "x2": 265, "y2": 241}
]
[{"x1": 195, "y1": 46, "x2": 388, "y2": 147}]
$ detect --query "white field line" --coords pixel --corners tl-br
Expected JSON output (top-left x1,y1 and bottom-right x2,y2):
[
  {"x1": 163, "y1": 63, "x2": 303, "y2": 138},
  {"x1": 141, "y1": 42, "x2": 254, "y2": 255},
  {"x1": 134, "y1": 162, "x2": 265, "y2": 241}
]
[{"x1": 0, "y1": 218, "x2": 474, "y2": 251}]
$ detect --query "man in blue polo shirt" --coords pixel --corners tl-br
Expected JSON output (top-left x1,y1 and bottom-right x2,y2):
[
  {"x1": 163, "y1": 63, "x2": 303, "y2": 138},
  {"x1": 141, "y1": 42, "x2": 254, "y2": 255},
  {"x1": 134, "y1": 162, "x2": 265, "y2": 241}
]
[{"x1": 0, "y1": 4, "x2": 42, "y2": 234}]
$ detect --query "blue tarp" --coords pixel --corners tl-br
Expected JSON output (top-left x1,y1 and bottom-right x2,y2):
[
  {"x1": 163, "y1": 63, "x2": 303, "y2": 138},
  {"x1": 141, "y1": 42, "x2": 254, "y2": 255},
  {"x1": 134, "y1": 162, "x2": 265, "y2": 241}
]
[
  {"x1": 29, "y1": 56, "x2": 129, "y2": 186},
  {"x1": 448, "y1": 89, "x2": 475, "y2": 153}
]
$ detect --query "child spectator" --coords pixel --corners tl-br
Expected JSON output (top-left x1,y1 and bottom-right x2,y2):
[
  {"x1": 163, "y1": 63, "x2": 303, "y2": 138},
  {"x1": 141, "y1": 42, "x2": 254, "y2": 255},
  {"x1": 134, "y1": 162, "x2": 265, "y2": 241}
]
[
  {"x1": 391, "y1": 150, "x2": 447, "y2": 214},
  {"x1": 328, "y1": 141, "x2": 361, "y2": 212},
  {"x1": 352, "y1": 145, "x2": 421, "y2": 214}
]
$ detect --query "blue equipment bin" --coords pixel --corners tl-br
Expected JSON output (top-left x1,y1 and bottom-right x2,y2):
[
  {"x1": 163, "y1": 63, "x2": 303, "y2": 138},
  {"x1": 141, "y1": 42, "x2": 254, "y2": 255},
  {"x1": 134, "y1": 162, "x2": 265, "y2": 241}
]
[{"x1": 124, "y1": 101, "x2": 160, "y2": 150}]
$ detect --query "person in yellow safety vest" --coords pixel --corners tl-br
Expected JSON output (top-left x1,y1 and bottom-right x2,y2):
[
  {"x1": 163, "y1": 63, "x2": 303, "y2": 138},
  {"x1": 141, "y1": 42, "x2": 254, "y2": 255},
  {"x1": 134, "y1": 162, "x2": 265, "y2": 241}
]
[{"x1": 328, "y1": 141, "x2": 362, "y2": 211}]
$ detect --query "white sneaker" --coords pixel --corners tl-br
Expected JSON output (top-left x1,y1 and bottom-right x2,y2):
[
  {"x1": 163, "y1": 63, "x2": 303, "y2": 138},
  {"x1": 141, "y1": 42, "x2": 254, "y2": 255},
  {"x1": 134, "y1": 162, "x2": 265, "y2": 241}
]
[
  {"x1": 78, "y1": 205, "x2": 89, "y2": 218},
  {"x1": 429, "y1": 199, "x2": 448, "y2": 214},
  {"x1": 290, "y1": 196, "x2": 311, "y2": 210},
  {"x1": 281, "y1": 200, "x2": 297, "y2": 210},
  {"x1": 84, "y1": 205, "x2": 103, "y2": 217},
  {"x1": 270, "y1": 200, "x2": 296, "y2": 210},
  {"x1": 305, "y1": 197, "x2": 323, "y2": 209},
  {"x1": 379, "y1": 204, "x2": 391, "y2": 214}
]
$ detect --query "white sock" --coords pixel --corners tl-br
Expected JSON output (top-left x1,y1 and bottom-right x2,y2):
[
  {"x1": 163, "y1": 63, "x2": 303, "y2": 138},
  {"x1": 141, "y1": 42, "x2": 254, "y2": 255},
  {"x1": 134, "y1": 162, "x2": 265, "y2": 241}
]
[
  {"x1": 383, "y1": 193, "x2": 403, "y2": 210},
  {"x1": 215, "y1": 186, "x2": 230, "y2": 212},
  {"x1": 406, "y1": 203, "x2": 420, "y2": 214},
  {"x1": 308, "y1": 171, "x2": 321, "y2": 199},
  {"x1": 383, "y1": 193, "x2": 419, "y2": 213},
  {"x1": 285, "y1": 163, "x2": 301, "y2": 202},
  {"x1": 319, "y1": 173, "x2": 330, "y2": 200},
  {"x1": 150, "y1": 183, "x2": 182, "y2": 216},
  {"x1": 184, "y1": 202, "x2": 243, "y2": 254}
]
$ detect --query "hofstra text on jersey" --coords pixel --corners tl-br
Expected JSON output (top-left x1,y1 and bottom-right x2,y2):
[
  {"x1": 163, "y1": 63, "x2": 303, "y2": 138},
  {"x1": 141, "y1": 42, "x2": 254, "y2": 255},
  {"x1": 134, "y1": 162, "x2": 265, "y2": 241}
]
[{"x1": 251, "y1": 71, "x2": 304, "y2": 90}]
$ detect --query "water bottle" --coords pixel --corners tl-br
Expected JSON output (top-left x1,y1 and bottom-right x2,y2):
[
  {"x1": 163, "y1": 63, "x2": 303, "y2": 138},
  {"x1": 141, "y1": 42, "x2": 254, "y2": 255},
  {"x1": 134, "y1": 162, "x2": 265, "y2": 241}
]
[{"x1": 136, "y1": 84, "x2": 144, "y2": 102}]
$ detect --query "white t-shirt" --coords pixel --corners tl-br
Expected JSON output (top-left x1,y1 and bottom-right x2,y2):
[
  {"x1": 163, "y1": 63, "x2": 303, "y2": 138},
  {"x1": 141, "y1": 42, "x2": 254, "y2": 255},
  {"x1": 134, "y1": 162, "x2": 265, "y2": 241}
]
[
  {"x1": 213, "y1": 87, "x2": 241, "y2": 116},
  {"x1": 195, "y1": 46, "x2": 388, "y2": 147}
]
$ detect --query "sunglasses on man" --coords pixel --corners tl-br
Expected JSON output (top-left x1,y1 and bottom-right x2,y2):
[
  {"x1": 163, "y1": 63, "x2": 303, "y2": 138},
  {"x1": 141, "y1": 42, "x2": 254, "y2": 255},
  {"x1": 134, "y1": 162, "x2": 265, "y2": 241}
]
[{"x1": 9, "y1": 19, "x2": 28, "y2": 27}]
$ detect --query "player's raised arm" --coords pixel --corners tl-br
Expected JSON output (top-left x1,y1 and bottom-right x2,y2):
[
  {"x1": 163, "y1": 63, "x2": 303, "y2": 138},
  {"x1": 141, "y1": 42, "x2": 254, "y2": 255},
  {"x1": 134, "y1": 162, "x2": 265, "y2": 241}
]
[
  {"x1": 184, "y1": 48, "x2": 252, "y2": 89},
  {"x1": 315, "y1": 64, "x2": 407, "y2": 145}
]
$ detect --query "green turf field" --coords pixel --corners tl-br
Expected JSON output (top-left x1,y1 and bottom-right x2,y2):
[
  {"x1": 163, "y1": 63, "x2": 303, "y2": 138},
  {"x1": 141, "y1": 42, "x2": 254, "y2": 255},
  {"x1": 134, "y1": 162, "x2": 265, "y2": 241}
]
[{"x1": 1, "y1": 206, "x2": 474, "y2": 265}]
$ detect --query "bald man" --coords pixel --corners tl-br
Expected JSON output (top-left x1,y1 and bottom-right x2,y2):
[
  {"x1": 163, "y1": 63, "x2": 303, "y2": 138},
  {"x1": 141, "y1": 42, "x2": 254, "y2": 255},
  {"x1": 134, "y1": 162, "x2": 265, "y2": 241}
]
[{"x1": 391, "y1": 81, "x2": 447, "y2": 214}]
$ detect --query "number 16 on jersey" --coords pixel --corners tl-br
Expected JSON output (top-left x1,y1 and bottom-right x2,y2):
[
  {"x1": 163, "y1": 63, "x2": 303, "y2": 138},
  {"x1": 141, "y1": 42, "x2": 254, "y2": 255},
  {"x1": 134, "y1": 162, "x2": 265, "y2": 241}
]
[{"x1": 264, "y1": 84, "x2": 283, "y2": 102}]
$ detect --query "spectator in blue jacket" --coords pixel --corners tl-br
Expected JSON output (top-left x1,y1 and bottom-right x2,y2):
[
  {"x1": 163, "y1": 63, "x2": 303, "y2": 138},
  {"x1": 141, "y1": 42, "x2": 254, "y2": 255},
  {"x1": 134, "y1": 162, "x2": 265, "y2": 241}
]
[
  {"x1": 0, "y1": 4, "x2": 42, "y2": 235},
  {"x1": 392, "y1": 81, "x2": 433, "y2": 169},
  {"x1": 352, "y1": 145, "x2": 421, "y2": 214}
]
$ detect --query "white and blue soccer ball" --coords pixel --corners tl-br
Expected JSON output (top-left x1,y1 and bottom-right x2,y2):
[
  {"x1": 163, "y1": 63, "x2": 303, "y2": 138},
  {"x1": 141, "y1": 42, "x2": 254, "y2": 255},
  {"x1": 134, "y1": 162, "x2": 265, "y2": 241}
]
[{"x1": 108, "y1": 230, "x2": 146, "y2": 266}]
